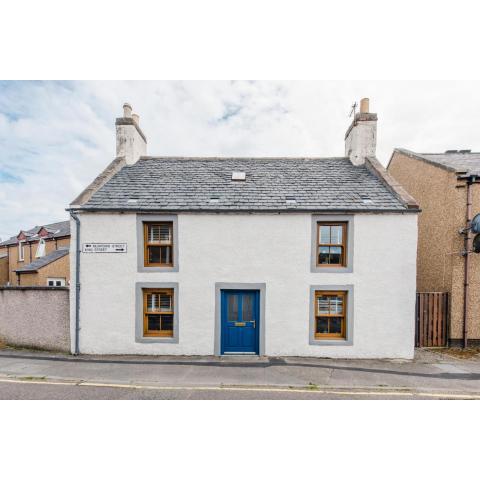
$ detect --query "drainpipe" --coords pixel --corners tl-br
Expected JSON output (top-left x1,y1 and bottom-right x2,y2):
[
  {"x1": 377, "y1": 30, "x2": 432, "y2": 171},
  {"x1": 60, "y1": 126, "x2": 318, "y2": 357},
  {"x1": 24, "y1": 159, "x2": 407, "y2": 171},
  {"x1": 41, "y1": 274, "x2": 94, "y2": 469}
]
[
  {"x1": 70, "y1": 212, "x2": 81, "y2": 355},
  {"x1": 462, "y1": 176, "x2": 476, "y2": 349}
]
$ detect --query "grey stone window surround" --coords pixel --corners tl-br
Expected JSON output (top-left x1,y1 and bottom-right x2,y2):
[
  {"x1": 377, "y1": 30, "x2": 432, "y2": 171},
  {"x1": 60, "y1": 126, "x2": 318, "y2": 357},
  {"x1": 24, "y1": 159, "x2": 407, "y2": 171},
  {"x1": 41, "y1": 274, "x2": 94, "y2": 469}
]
[
  {"x1": 309, "y1": 284, "x2": 354, "y2": 346},
  {"x1": 214, "y1": 282, "x2": 266, "y2": 356},
  {"x1": 311, "y1": 214, "x2": 354, "y2": 273},
  {"x1": 135, "y1": 282, "x2": 179, "y2": 343},
  {"x1": 137, "y1": 214, "x2": 179, "y2": 272}
]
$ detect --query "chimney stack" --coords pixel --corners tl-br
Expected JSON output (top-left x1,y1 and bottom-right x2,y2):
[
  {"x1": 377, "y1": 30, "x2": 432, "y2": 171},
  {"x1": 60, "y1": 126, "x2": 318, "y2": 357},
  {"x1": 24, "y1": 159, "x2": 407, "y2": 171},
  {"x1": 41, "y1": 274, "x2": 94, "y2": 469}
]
[
  {"x1": 116, "y1": 103, "x2": 147, "y2": 165},
  {"x1": 345, "y1": 97, "x2": 377, "y2": 166}
]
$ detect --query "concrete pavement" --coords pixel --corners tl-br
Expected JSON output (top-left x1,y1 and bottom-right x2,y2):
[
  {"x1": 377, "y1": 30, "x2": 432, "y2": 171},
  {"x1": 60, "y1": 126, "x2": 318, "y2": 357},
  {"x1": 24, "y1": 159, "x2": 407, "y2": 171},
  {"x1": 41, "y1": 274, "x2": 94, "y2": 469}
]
[{"x1": 0, "y1": 347, "x2": 480, "y2": 399}]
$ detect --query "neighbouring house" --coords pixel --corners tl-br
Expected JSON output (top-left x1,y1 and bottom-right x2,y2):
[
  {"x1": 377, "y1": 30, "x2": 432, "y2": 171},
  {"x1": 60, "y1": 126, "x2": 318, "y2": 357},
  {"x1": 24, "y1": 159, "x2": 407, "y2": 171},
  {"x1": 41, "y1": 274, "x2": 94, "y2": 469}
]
[
  {"x1": 0, "y1": 221, "x2": 70, "y2": 287},
  {"x1": 68, "y1": 99, "x2": 419, "y2": 358},
  {"x1": 388, "y1": 149, "x2": 480, "y2": 347}
]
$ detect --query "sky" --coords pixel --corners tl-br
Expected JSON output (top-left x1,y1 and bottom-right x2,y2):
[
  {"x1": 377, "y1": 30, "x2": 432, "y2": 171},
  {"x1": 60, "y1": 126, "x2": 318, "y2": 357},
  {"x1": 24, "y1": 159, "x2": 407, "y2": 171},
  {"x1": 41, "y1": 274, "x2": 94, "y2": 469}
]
[{"x1": 1, "y1": 80, "x2": 480, "y2": 240}]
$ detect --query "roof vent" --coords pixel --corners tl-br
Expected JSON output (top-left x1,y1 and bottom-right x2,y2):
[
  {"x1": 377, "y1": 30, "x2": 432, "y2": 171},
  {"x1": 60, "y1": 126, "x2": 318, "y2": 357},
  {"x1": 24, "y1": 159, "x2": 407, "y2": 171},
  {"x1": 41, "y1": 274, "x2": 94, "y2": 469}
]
[
  {"x1": 209, "y1": 197, "x2": 220, "y2": 203},
  {"x1": 232, "y1": 171, "x2": 246, "y2": 181},
  {"x1": 360, "y1": 194, "x2": 373, "y2": 204},
  {"x1": 286, "y1": 196, "x2": 297, "y2": 205},
  {"x1": 127, "y1": 198, "x2": 139, "y2": 204}
]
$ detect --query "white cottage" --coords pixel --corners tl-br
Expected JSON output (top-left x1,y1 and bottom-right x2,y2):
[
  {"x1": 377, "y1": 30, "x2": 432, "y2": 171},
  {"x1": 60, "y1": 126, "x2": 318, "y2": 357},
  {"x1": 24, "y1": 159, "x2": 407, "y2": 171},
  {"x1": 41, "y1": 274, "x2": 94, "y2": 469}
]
[{"x1": 69, "y1": 99, "x2": 419, "y2": 358}]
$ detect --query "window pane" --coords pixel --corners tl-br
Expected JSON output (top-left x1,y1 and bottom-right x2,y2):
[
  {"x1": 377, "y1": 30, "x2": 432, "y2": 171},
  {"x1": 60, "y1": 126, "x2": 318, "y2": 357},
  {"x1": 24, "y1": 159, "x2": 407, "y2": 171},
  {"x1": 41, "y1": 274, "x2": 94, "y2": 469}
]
[
  {"x1": 317, "y1": 296, "x2": 329, "y2": 315},
  {"x1": 161, "y1": 314, "x2": 174, "y2": 331},
  {"x1": 147, "y1": 293, "x2": 157, "y2": 311},
  {"x1": 330, "y1": 225, "x2": 343, "y2": 245},
  {"x1": 319, "y1": 225, "x2": 330, "y2": 244},
  {"x1": 330, "y1": 295, "x2": 343, "y2": 314},
  {"x1": 316, "y1": 318, "x2": 329, "y2": 334},
  {"x1": 227, "y1": 295, "x2": 239, "y2": 321},
  {"x1": 160, "y1": 246, "x2": 172, "y2": 264},
  {"x1": 148, "y1": 246, "x2": 161, "y2": 263},
  {"x1": 147, "y1": 315, "x2": 161, "y2": 331},
  {"x1": 318, "y1": 246, "x2": 330, "y2": 264},
  {"x1": 329, "y1": 246, "x2": 342, "y2": 265},
  {"x1": 148, "y1": 224, "x2": 172, "y2": 244},
  {"x1": 159, "y1": 224, "x2": 171, "y2": 244},
  {"x1": 159, "y1": 293, "x2": 172, "y2": 312},
  {"x1": 242, "y1": 294, "x2": 253, "y2": 321},
  {"x1": 330, "y1": 317, "x2": 343, "y2": 334}
]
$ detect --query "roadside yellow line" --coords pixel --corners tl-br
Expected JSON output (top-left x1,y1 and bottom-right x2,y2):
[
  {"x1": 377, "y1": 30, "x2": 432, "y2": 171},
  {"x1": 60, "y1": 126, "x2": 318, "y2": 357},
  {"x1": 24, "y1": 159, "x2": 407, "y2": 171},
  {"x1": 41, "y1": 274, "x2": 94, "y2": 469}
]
[{"x1": 0, "y1": 376, "x2": 479, "y2": 398}]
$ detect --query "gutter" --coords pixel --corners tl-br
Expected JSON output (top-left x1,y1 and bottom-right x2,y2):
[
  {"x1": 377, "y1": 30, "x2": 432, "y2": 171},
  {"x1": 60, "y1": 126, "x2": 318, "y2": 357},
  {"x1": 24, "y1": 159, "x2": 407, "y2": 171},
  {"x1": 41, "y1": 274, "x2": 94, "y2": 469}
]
[
  {"x1": 70, "y1": 212, "x2": 81, "y2": 355},
  {"x1": 68, "y1": 206, "x2": 421, "y2": 214}
]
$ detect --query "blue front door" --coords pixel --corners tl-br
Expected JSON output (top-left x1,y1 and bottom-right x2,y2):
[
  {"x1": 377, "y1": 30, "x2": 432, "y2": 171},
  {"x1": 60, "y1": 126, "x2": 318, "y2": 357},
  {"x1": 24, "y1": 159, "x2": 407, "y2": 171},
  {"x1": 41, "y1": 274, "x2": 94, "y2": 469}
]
[{"x1": 221, "y1": 290, "x2": 260, "y2": 355}]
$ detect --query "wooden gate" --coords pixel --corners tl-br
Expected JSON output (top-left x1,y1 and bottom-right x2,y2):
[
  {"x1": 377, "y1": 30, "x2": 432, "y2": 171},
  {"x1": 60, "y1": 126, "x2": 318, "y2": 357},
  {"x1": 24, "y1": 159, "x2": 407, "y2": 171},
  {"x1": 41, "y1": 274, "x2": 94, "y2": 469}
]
[{"x1": 415, "y1": 292, "x2": 449, "y2": 347}]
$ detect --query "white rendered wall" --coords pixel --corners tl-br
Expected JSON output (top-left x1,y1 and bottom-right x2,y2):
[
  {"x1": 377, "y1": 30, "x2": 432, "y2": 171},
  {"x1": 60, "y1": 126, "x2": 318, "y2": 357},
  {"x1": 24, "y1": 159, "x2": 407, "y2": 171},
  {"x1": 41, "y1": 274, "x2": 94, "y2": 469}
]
[{"x1": 70, "y1": 212, "x2": 417, "y2": 358}]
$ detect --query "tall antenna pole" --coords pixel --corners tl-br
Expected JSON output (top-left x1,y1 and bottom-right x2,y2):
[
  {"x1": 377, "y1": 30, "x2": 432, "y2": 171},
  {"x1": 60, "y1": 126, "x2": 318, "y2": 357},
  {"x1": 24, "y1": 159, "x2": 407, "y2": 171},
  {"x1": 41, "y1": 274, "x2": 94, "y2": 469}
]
[{"x1": 349, "y1": 101, "x2": 358, "y2": 126}]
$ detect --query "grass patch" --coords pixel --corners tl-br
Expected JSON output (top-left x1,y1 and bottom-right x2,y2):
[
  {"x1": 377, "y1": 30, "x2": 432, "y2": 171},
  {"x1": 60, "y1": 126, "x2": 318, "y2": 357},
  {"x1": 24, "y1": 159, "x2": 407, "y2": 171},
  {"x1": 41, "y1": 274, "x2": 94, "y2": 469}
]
[
  {"x1": 17, "y1": 376, "x2": 47, "y2": 381},
  {"x1": 443, "y1": 348, "x2": 480, "y2": 359}
]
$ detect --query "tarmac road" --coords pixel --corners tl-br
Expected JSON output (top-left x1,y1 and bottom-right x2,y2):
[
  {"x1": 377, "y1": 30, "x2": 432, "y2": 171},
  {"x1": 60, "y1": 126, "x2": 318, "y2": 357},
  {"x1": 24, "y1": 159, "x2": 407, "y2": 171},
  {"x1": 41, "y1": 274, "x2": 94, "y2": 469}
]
[{"x1": 1, "y1": 347, "x2": 480, "y2": 399}]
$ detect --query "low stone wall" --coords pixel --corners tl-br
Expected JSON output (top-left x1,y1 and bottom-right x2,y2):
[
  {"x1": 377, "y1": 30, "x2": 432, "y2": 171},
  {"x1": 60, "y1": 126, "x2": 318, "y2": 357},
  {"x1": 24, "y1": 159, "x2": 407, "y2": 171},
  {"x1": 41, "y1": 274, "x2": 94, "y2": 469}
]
[{"x1": 0, "y1": 287, "x2": 70, "y2": 352}]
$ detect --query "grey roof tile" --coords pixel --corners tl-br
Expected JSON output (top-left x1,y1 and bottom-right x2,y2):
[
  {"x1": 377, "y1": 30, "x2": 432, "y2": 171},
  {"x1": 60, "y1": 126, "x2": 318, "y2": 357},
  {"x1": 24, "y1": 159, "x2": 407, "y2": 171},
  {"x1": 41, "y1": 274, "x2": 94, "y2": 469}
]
[
  {"x1": 396, "y1": 149, "x2": 480, "y2": 176},
  {"x1": 0, "y1": 220, "x2": 70, "y2": 247},
  {"x1": 81, "y1": 157, "x2": 408, "y2": 212},
  {"x1": 14, "y1": 248, "x2": 69, "y2": 273}
]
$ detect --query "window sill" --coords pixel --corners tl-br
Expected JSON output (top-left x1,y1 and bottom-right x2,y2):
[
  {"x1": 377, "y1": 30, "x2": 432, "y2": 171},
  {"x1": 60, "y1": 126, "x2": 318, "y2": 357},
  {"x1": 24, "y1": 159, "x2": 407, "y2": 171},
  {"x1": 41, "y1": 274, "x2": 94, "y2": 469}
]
[
  {"x1": 135, "y1": 335, "x2": 179, "y2": 344},
  {"x1": 138, "y1": 265, "x2": 179, "y2": 273},
  {"x1": 310, "y1": 337, "x2": 353, "y2": 346},
  {"x1": 311, "y1": 265, "x2": 353, "y2": 273}
]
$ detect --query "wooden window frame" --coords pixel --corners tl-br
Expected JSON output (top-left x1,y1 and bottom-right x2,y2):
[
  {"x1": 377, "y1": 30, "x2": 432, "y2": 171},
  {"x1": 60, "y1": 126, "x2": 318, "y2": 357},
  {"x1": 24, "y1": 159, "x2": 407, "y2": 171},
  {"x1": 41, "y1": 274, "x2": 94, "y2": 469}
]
[
  {"x1": 143, "y1": 288, "x2": 174, "y2": 337},
  {"x1": 143, "y1": 222, "x2": 174, "y2": 267},
  {"x1": 314, "y1": 290, "x2": 347, "y2": 339},
  {"x1": 316, "y1": 222, "x2": 347, "y2": 268}
]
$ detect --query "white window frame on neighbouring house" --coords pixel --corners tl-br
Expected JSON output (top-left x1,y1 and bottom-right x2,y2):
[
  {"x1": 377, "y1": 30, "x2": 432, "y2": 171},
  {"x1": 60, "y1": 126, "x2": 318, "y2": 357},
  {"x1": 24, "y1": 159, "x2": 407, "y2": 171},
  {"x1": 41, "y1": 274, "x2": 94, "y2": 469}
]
[
  {"x1": 35, "y1": 238, "x2": 46, "y2": 258},
  {"x1": 47, "y1": 277, "x2": 66, "y2": 287},
  {"x1": 18, "y1": 240, "x2": 25, "y2": 261}
]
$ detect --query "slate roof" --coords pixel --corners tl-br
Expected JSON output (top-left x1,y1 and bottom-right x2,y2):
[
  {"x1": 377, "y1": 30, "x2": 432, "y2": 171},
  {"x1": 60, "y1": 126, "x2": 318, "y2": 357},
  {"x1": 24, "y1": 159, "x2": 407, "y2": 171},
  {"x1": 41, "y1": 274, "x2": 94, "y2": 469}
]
[
  {"x1": 0, "y1": 220, "x2": 70, "y2": 247},
  {"x1": 80, "y1": 157, "x2": 409, "y2": 212},
  {"x1": 395, "y1": 149, "x2": 480, "y2": 176},
  {"x1": 14, "y1": 247, "x2": 69, "y2": 273}
]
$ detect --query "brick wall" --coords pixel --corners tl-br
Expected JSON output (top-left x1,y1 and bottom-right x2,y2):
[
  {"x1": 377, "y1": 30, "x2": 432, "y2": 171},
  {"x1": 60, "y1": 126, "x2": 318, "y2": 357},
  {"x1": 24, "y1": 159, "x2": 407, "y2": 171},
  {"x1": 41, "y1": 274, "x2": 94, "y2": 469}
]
[
  {"x1": 388, "y1": 151, "x2": 480, "y2": 340},
  {"x1": 1, "y1": 237, "x2": 70, "y2": 286}
]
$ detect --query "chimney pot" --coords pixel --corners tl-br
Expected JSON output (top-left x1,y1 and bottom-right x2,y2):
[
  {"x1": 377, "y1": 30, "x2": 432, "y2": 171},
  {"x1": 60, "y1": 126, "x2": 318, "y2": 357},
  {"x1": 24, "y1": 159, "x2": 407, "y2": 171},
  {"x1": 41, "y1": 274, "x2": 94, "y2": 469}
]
[
  {"x1": 360, "y1": 98, "x2": 369, "y2": 114},
  {"x1": 123, "y1": 103, "x2": 132, "y2": 118},
  {"x1": 132, "y1": 113, "x2": 140, "y2": 125}
]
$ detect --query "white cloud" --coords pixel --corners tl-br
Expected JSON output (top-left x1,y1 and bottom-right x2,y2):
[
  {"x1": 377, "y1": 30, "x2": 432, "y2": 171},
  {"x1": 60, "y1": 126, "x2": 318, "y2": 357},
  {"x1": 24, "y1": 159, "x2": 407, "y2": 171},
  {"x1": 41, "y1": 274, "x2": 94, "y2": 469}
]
[{"x1": 1, "y1": 80, "x2": 480, "y2": 240}]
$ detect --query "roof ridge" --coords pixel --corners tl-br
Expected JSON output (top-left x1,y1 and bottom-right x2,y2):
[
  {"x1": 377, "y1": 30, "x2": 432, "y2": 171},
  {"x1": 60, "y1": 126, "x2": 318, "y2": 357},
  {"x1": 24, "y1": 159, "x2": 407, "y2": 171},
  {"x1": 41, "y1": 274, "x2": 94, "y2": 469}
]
[{"x1": 137, "y1": 156, "x2": 350, "y2": 161}]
